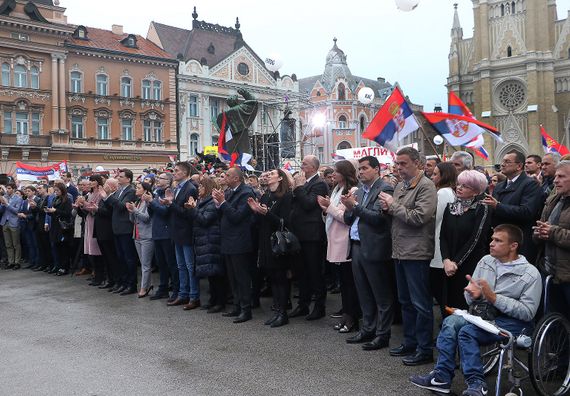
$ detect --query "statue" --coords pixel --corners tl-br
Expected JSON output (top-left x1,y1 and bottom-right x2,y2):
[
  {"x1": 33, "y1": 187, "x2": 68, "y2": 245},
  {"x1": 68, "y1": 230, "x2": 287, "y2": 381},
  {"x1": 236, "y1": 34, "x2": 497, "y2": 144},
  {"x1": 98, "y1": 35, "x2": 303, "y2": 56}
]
[{"x1": 216, "y1": 88, "x2": 259, "y2": 157}]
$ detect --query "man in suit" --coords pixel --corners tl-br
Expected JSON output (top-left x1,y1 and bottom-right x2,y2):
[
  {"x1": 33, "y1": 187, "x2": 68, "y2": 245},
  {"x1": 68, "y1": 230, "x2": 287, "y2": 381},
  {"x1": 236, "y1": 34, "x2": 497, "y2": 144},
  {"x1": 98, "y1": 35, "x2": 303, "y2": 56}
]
[
  {"x1": 212, "y1": 167, "x2": 256, "y2": 323},
  {"x1": 289, "y1": 155, "x2": 329, "y2": 320},
  {"x1": 62, "y1": 172, "x2": 79, "y2": 203},
  {"x1": 101, "y1": 169, "x2": 138, "y2": 295},
  {"x1": 94, "y1": 177, "x2": 120, "y2": 290},
  {"x1": 0, "y1": 183, "x2": 23, "y2": 269},
  {"x1": 18, "y1": 185, "x2": 41, "y2": 269},
  {"x1": 342, "y1": 156, "x2": 395, "y2": 350},
  {"x1": 164, "y1": 162, "x2": 199, "y2": 308},
  {"x1": 483, "y1": 149, "x2": 543, "y2": 261},
  {"x1": 31, "y1": 184, "x2": 53, "y2": 271}
]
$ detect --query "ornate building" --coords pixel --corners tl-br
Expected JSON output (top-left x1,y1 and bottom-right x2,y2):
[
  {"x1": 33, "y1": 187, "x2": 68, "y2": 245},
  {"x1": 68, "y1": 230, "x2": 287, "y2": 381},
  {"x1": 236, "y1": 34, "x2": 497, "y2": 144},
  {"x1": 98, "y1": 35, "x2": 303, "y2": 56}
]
[
  {"x1": 448, "y1": 0, "x2": 570, "y2": 163},
  {"x1": 147, "y1": 8, "x2": 302, "y2": 169}
]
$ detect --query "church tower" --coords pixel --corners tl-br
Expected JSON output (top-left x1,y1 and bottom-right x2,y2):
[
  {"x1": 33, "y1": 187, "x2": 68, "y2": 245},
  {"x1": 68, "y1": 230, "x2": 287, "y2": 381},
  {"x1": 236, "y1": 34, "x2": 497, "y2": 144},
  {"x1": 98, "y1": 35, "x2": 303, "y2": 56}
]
[{"x1": 447, "y1": 0, "x2": 570, "y2": 162}]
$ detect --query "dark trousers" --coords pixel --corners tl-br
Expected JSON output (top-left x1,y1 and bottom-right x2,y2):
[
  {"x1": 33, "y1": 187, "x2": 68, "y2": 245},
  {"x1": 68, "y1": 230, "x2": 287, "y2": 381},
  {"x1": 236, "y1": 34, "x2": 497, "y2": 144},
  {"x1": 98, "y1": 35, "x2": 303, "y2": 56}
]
[
  {"x1": 268, "y1": 268, "x2": 289, "y2": 311},
  {"x1": 352, "y1": 243, "x2": 394, "y2": 338},
  {"x1": 97, "y1": 239, "x2": 119, "y2": 285},
  {"x1": 23, "y1": 227, "x2": 39, "y2": 266},
  {"x1": 113, "y1": 234, "x2": 138, "y2": 288},
  {"x1": 208, "y1": 275, "x2": 226, "y2": 307},
  {"x1": 225, "y1": 253, "x2": 253, "y2": 313},
  {"x1": 296, "y1": 241, "x2": 326, "y2": 309},
  {"x1": 339, "y1": 261, "x2": 361, "y2": 325},
  {"x1": 55, "y1": 240, "x2": 71, "y2": 271},
  {"x1": 0, "y1": 225, "x2": 7, "y2": 262},
  {"x1": 89, "y1": 255, "x2": 105, "y2": 282},
  {"x1": 36, "y1": 228, "x2": 52, "y2": 268},
  {"x1": 430, "y1": 267, "x2": 446, "y2": 320},
  {"x1": 154, "y1": 238, "x2": 178, "y2": 297}
]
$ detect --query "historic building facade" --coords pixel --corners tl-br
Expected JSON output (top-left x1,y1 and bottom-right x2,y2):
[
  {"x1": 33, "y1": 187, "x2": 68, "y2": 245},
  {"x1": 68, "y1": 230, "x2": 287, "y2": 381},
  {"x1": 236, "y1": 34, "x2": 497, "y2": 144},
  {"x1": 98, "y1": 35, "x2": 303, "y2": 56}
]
[
  {"x1": 147, "y1": 8, "x2": 302, "y2": 169},
  {"x1": 0, "y1": 0, "x2": 177, "y2": 176},
  {"x1": 448, "y1": 0, "x2": 570, "y2": 163}
]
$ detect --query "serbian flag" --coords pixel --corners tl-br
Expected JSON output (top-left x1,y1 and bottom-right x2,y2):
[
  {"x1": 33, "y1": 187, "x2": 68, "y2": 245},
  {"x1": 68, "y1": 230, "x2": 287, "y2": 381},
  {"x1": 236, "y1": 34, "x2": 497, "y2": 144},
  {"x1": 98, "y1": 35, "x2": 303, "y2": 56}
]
[
  {"x1": 464, "y1": 134, "x2": 489, "y2": 160},
  {"x1": 448, "y1": 91, "x2": 503, "y2": 144},
  {"x1": 362, "y1": 87, "x2": 419, "y2": 152},
  {"x1": 217, "y1": 112, "x2": 254, "y2": 169},
  {"x1": 541, "y1": 125, "x2": 569, "y2": 155},
  {"x1": 423, "y1": 112, "x2": 499, "y2": 147}
]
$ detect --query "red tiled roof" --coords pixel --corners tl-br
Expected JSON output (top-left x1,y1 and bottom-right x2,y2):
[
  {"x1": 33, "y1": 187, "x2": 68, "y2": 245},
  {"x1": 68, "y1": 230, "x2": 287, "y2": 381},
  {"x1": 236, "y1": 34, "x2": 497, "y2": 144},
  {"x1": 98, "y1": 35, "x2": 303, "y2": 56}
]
[{"x1": 66, "y1": 26, "x2": 176, "y2": 61}]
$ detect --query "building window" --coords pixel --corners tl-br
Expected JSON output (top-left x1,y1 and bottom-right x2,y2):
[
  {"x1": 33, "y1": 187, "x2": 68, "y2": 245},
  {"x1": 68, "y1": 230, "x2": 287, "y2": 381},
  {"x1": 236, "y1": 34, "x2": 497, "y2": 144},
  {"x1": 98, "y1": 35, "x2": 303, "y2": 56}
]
[
  {"x1": 3, "y1": 111, "x2": 12, "y2": 133},
  {"x1": 189, "y1": 133, "x2": 199, "y2": 155},
  {"x1": 142, "y1": 80, "x2": 151, "y2": 99},
  {"x1": 96, "y1": 74, "x2": 108, "y2": 96},
  {"x1": 338, "y1": 115, "x2": 347, "y2": 129},
  {"x1": 97, "y1": 117, "x2": 109, "y2": 139},
  {"x1": 153, "y1": 81, "x2": 162, "y2": 100},
  {"x1": 143, "y1": 120, "x2": 162, "y2": 142},
  {"x1": 71, "y1": 71, "x2": 82, "y2": 93},
  {"x1": 122, "y1": 119, "x2": 133, "y2": 140},
  {"x1": 16, "y1": 112, "x2": 28, "y2": 134},
  {"x1": 210, "y1": 98, "x2": 219, "y2": 120},
  {"x1": 359, "y1": 116, "x2": 366, "y2": 133},
  {"x1": 11, "y1": 32, "x2": 29, "y2": 41},
  {"x1": 337, "y1": 141, "x2": 352, "y2": 150},
  {"x1": 14, "y1": 65, "x2": 27, "y2": 88},
  {"x1": 317, "y1": 146, "x2": 324, "y2": 164},
  {"x1": 2, "y1": 63, "x2": 10, "y2": 86},
  {"x1": 338, "y1": 83, "x2": 346, "y2": 100},
  {"x1": 507, "y1": 46, "x2": 512, "y2": 57},
  {"x1": 188, "y1": 95, "x2": 198, "y2": 117},
  {"x1": 77, "y1": 28, "x2": 86, "y2": 39},
  {"x1": 501, "y1": 4, "x2": 505, "y2": 16},
  {"x1": 31, "y1": 112, "x2": 40, "y2": 135},
  {"x1": 143, "y1": 120, "x2": 152, "y2": 141},
  {"x1": 71, "y1": 115, "x2": 83, "y2": 138},
  {"x1": 511, "y1": 1, "x2": 515, "y2": 13},
  {"x1": 237, "y1": 62, "x2": 249, "y2": 76},
  {"x1": 120, "y1": 77, "x2": 132, "y2": 97},
  {"x1": 154, "y1": 122, "x2": 162, "y2": 141},
  {"x1": 30, "y1": 66, "x2": 39, "y2": 89}
]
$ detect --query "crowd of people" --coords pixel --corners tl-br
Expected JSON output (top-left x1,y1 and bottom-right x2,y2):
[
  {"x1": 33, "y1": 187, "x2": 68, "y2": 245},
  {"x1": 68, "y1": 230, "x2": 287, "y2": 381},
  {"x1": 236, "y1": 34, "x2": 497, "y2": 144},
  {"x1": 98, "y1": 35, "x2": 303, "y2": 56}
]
[{"x1": 1, "y1": 147, "x2": 569, "y2": 396}]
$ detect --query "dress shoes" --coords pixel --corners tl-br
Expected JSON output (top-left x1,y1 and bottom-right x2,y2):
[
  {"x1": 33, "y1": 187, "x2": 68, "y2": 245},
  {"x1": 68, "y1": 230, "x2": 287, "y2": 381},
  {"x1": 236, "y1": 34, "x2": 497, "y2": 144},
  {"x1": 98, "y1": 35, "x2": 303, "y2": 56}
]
[
  {"x1": 339, "y1": 323, "x2": 358, "y2": 333},
  {"x1": 89, "y1": 280, "x2": 103, "y2": 287},
  {"x1": 182, "y1": 300, "x2": 201, "y2": 310},
  {"x1": 119, "y1": 287, "x2": 137, "y2": 296},
  {"x1": 98, "y1": 282, "x2": 115, "y2": 289},
  {"x1": 166, "y1": 297, "x2": 189, "y2": 306},
  {"x1": 346, "y1": 331, "x2": 375, "y2": 344},
  {"x1": 206, "y1": 305, "x2": 225, "y2": 314},
  {"x1": 305, "y1": 307, "x2": 325, "y2": 321},
  {"x1": 329, "y1": 308, "x2": 343, "y2": 319},
  {"x1": 233, "y1": 311, "x2": 252, "y2": 323},
  {"x1": 222, "y1": 309, "x2": 240, "y2": 317},
  {"x1": 113, "y1": 285, "x2": 127, "y2": 294},
  {"x1": 362, "y1": 336, "x2": 390, "y2": 351},
  {"x1": 33, "y1": 266, "x2": 47, "y2": 272},
  {"x1": 24, "y1": 263, "x2": 35, "y2": 270},
  {"x1": 264, "y1": 313, "x2": 279, "y2": 326},
  {"x1": 402, "y1": 351, "x2": 434, "y2": 366},
  {"x1": 270, "y1": 312, "x2": 289, "y2": 328},
  {"x1": 333, "y1": 322, "x2": 345, "y2": 330},
  {"x1": 149, "y1": 293, "x2": 168, "y2": 301},
  {"x1": 199, "y1": 303, "x2": 211, "y2": 310},
  {"x1": 56, "y1": 268, "x2": 68, "y2": 276},
  {"x1": 74, "y1": 268, "x2": 91, "y2": 276},
  {"x1": 389, "y1": 344, "x2": 417, "y2": 357},
  {"x1": 288, "y1": 305, "x2": 309, "y2": 318},
  {"x1": 12, "y1": 264, "x2": 21, "y2": 270}
]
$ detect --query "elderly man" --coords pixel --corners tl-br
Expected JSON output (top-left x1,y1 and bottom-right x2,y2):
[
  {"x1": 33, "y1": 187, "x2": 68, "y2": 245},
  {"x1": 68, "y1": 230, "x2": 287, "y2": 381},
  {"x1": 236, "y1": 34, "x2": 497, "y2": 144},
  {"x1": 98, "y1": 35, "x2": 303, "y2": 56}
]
[
  {"x1": 379, "y1": 147, "x2": 437, "y2": 366},
  {"x1": 410, "y1": 224, "x2": 542, "y2": 396},
  {"x1": 534, "y1": 160, "x2": 570, "y2": 318},
  {"x1": 289, "y1": 155, "x2": 329, "y2": 320},
  {"x1": 450, "y1": 151, "x2": 474, "y2": 172},
  {"x1": 541, "y1": 152, "x2": 561, "y2": 199}
]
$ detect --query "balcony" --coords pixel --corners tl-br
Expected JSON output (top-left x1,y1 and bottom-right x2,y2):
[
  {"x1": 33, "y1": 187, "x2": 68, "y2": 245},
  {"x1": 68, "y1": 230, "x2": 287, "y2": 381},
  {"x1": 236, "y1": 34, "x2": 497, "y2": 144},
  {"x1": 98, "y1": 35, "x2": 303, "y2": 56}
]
[{"x1": 0, "y1": 133, "x2": 52, "y2": 147}]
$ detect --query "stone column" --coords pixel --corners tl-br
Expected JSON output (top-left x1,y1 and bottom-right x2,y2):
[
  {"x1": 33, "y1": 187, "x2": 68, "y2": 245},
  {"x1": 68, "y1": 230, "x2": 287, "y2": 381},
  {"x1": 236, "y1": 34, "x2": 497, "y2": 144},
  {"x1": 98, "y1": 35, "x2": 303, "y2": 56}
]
[
  {"x1": 58, "y1": 56, "x2": 66, "y2": 131},
  {"x1": 51, "y1": 55, "x2": 59, "y2": 131}
]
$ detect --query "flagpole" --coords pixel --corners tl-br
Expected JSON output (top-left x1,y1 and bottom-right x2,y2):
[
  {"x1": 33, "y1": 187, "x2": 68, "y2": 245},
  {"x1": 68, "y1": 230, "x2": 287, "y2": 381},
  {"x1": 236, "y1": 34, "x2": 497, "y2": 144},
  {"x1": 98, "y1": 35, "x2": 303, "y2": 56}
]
[{"x1": 417, "y1": 124, "x2": 442, "y2": 161}]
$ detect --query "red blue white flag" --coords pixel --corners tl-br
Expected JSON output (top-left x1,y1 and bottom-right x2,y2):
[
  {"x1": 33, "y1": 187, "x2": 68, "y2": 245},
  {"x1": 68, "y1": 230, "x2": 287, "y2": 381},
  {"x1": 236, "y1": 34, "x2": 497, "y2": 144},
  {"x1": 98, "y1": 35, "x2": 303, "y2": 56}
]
[
  {"x1": 541, "y1": 125, "x2": 569, "y2": 155},
  {"x1": 422, "y1": 112, "x2": 499, "y2": 147},
  {"x1": 362, "y1": 87, "x2": 419, "y2": 152},
  {"x1": 448, "y1": 91, "x2": 503, "y2": 144}
]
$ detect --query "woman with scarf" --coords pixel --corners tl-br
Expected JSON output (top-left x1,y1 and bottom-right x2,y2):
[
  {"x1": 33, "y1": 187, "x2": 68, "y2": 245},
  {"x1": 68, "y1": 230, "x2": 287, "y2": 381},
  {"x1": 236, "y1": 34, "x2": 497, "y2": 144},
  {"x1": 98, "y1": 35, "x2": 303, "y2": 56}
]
[
  {"x1": 317, "y1": 160, "x2": 360, "y2": 333},
  {"x1": 440, "y1": 170, "x2": 493, "y2": 312}
]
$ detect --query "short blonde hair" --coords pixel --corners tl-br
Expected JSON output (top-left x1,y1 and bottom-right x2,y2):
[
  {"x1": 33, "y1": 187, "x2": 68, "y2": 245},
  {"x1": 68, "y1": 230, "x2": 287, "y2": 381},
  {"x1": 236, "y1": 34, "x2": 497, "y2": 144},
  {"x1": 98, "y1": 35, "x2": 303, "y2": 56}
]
[{"x1": 457, "y1": 170, "x2": 488, "y2": 195}]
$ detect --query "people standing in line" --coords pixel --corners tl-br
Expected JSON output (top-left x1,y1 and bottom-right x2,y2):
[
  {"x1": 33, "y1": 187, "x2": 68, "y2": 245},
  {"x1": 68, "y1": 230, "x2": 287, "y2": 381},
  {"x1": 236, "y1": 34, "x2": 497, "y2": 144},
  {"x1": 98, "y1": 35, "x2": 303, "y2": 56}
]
[
  {"x1": 163, "y1": 162, "x2": 199, "y2": 308},
  {"x1": 440, "y1": 170, "x2": 492, "y2": 312},
  {"x1": 342, "y1": 156, "x2": 395, "y2": 350},
  {"x1": 289, "y1": 155, "x2": 329, "y2": 320},
  {"x1": 186, "y1": 175, "x2": 225, "y2": 313},
  {"x1": 212, "y1": 167, "x2": 256, "y2": 323},
  {"x1": 127, "y1": 181, "x2": 154, "y2": 298},
  {"x1": 0, "y1": 183, "x2": 23, "y2": 269},
  {"x1": 248, "y1": 169, "x2": 293, "y2": 328},
  {"x1": 45, "y1": 182, "x2": 73, "y2": 276},
  {"x1": 429, "y1": 162, "x2": 457, "y2": 319},
  {"x1": 379, "y1": 147, "x2": 437, "y2": 366},
  {"x1": 317, "y1": 160, "x2": 360, "y2": 333},
  {"x1": 143, "y1": 172, "x2": 178, "y2": 301}
]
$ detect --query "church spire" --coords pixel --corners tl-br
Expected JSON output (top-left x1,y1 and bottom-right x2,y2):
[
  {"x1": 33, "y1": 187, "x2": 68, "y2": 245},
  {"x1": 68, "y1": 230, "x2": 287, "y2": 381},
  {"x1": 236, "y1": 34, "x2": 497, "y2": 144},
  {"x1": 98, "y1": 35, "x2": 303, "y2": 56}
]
[{"x1": 451, "y1": 3, "x2": 463, "y2": 40}]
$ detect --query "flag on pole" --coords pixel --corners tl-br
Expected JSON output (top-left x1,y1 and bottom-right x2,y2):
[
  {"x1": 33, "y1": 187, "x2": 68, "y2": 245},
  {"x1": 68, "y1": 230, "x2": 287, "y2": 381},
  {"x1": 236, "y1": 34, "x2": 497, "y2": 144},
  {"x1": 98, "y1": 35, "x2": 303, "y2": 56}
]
[
  {"x1": 362, "y1": 87, "x2": 420, "y2": 152},
  {"x1": 217, "y1": 112, "x2": 253, "y2": 168},
  {"x1": 448, "y1": 91, "x2": 503, "y2": 143},
  {"x1": 464, "y1": 133, "x2": 489, "y2": 160},
  {"x1": 422, "y1": 112, "x2": 499, "y2": 147},
  {"x1": 541, "y1": 125, "x2": 569, "y2": 155}
]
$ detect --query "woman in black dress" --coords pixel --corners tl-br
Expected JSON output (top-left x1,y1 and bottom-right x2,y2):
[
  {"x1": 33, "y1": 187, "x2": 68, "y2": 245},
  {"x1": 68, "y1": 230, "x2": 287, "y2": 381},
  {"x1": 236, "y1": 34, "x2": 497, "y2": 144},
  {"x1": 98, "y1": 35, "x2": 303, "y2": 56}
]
[
  {"x1": 247, "y1": 169, "x2": 293, "y2": 328},
  {"x1": 440, "y1": 170, "x2": 493, "y2": 312},
  {"x1": 45, "y1": 182, "x2": 73, "y2": 276}
]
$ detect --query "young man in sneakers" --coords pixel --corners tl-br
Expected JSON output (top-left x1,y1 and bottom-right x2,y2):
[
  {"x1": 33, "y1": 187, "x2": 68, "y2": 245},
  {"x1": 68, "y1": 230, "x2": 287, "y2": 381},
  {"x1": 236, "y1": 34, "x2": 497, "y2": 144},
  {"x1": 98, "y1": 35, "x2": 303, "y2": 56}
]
[{"x1": 410, "y1": 224, "x2": 542, "y2": 395}]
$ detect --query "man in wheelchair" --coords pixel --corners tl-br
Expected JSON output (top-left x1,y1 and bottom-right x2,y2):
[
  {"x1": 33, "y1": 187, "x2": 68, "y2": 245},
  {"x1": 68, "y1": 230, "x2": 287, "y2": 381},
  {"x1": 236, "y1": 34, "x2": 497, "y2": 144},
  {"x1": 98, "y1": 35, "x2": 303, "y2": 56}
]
[{"x1": 410, "y1": 224, "x2": 542, "y2": 395}]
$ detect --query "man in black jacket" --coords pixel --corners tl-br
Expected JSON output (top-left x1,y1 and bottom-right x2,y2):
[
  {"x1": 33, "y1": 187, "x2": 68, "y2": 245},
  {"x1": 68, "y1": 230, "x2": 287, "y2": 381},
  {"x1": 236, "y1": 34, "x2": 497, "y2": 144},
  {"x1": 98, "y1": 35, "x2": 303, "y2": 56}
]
[
  {"x1": 289, "y1": 155, "x2": 329, "y2": 320},
  {"x1": 483, "y1": 150, "x2": 543, "y2": 261},
  {"x1": 94, "y1": 177, "x2": 120, "y2": 290},
  {"x1": 212, "y1": 167, "x2": 256, "y2": 323},
  {"x1": 31, "y1": 184, "x2": 52, "y2": 271}
]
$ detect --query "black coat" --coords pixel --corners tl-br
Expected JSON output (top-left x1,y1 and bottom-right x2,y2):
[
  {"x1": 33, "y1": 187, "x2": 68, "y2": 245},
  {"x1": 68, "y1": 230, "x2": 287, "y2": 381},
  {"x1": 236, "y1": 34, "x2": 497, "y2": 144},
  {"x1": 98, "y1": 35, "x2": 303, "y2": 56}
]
[
  {"x1": 168, "y1": 179, "x2": 198, "y2": 246},
  {"x1": 94, "y1": 197, "x2": 114, "y2": 241},
  {"x1": 290, "y1": 175, "x2": 329, "y2": 242},
  {"x1": 219, "y1": 183, "x2": 255, "y2": 255},
  {"x1": 190, "y1": 196, "x2": 224, "y2": 278},
  {"x1": 48, "y1": 196, "x2": 73, "y2": 244},
  {"x1": 257, "y1": 191, "x2": 293, "y2": 270},
  {"x1": 104, "y1": 185, "x2": 136, "y2": 235}
]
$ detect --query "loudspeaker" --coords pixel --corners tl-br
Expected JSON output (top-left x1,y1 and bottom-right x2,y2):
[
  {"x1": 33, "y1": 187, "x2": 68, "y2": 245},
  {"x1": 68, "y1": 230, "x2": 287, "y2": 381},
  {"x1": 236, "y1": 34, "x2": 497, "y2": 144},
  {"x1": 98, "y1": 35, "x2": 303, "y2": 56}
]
[{"x1": 280, "y1": 118, "x2": 296, "y2": 159}]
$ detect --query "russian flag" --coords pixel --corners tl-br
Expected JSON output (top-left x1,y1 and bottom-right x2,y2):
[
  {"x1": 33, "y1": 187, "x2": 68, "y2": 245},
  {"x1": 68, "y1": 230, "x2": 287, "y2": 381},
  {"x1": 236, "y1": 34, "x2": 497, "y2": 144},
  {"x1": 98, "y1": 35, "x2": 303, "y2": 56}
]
[
  {"x1": 362, "y1": 87, "x2": 419, "y2": 152},
  {"x1": 449, "y1": 91, "x2": 503, "y2": 143},
  {"x1": 423, "y1": 112, "x2": 499, "y2": 147},
  {"x1": 541, "y1": 125, "x2": 569, "y2": 155}
]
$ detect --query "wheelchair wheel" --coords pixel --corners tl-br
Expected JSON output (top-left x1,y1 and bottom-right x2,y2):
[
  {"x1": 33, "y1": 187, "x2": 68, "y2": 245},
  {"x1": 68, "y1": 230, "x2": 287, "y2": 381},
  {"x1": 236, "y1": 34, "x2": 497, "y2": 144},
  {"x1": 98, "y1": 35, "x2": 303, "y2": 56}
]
[
  {"x1": 481, "y1": 342, "x2": 501, "y2": 375},
  {"x1": 529, "y1": 313, "x2": 570, "y2": 396}
]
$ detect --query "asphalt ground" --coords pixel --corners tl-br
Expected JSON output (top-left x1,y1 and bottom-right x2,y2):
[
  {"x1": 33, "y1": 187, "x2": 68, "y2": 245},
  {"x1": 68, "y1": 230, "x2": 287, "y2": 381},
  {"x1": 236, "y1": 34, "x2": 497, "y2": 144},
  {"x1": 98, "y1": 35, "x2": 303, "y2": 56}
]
[{"x1": 0, "y1": 268, "x2": 532, "y2": 396}]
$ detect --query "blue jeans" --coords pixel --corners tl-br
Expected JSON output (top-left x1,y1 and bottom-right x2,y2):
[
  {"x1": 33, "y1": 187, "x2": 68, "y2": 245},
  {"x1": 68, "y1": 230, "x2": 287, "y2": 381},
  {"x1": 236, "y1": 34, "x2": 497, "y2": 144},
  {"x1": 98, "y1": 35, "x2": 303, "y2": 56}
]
[
  {"x1": 175, "y1": 244, "x2": 199, "y2": 301},
  {"x1": 395, "y1": 259, "x2": 434, "y2": 354},
  {"x1": 434, "y1": 315, "x2": 529, "y2": 385}
]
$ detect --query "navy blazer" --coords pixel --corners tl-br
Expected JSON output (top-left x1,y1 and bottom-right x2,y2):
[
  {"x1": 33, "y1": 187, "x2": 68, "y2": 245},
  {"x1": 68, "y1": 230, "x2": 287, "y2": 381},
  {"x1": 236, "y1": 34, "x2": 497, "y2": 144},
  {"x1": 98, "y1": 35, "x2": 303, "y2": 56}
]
[
  {"x1": 147, "y1": 188, "x2": 171, "y2": 241},
  {"x1": 219, "y1": 183, "x2": 255, "y2": 255},
  {"x1": 167, "y1": 179, "x2": 198, "y2": 246}
]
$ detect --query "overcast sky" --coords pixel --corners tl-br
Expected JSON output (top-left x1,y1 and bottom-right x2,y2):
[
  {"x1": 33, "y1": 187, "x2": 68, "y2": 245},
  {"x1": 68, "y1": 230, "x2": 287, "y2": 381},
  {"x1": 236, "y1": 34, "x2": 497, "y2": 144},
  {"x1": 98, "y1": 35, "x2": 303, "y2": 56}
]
[{"x1": 62, "y1": 0, "x2": 570, "y2": 111}]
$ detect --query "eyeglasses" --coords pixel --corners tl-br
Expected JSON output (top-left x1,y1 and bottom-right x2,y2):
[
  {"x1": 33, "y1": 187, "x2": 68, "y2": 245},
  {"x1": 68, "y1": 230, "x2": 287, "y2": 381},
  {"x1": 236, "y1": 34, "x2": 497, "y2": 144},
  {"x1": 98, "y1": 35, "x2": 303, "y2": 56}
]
[
  {"x1": 501, "y1": 160, "x2": 519, "y2": 165},
  {"x1": 158, "y1": 177, "x2": 169, "y2": 180},
  {"x1": 456, "y1": 183, "x2": 474, "y2": 190}
]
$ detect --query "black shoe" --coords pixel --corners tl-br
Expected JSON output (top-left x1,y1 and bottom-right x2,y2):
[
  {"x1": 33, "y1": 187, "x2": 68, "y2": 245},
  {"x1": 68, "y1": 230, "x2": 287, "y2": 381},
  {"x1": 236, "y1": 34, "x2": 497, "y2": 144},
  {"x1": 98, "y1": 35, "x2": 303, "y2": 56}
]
[
  {"x1": 270, "y1": 312, "x2": 289, "y2": 328},
  {"x1": 305, "y1": 306, "x2": 325, "y2": 321},
  {"x1": 289, "y1": 305, "x2": 309, "y2": 318},
  {"x1": 12, "y1": 264, "x2": 21, "y2": 270},
  {"x1": 113, "y1": 285, "x2": 127, "y2": 294},
  {"x1": 200, "y1": 303, "x2": 211, "y2": 311},
  {"x1": 56, "y1": 269, "x2": 68, "y2": 276},
  {"x1": 44, "y1": 266, "x2": 54, "y2": 273},
  {"x1": 99, "y1": 282, "x2": 115, "y2": 289},
  {"x1": 149, "y1": 293, "x2": 169, "y2": 301},
  {"x1": 333, "y1": 321, "x2": 345, "y2": 330},
  {"x1": 402, "y1": 351, "x2": 434, "y2": 366},
  {"x1": 89, "y1": 281, "x2": 103, "y2": 286},
  {"x1": 24, "y1": 264, "x2": 35, "y2": 269},
  {"x1": 119, "y1": 287, "x2": 137, "y2": 296},
  {"x1": 47, "y1": 267, "x2": 58, "y2": 274},
  {"x1": 109, "y1": 285, "x2": 121, "y2": 293},
  {"x1": 264, "y1": 313, "x2": 279, "y2": 326},
  {"x1": 362, "y1": 336, "x2": 390, "y2": 351},
  {"x1": 329, "y1": 308, "x2": 343, "y2": 319},
  {"x1": 389, "y1": 344, "x2": 417, "y2": 357},
  {"x1": 233, "y1": 311, "x2": 252, "y2": 323},
  {"x1": 222, "y1": 309, "x2": 240, "y2": 317},
  {"x1": 346, "y1": 331, "x2": 375, "y2": 344},
  {"x1": 33, "y1": 266, "x2": 46, "y2": 272},
  {"x1": 207, "y1": 305, "x2": 225, "y2": 314}
]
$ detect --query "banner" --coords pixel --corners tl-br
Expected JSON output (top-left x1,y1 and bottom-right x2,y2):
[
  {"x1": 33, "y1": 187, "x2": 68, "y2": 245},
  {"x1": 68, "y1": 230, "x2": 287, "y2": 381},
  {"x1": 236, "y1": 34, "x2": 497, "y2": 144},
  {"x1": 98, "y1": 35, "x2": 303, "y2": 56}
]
[
  {"x1": 335, "y1": 143, "x2": 418, "y2": 164},
  {"x1": 15, "y1": 161, "x2": 67, "y2": 182},
  {"x1": 203, "y1": 146, "x2": 218, "y2": 156}
]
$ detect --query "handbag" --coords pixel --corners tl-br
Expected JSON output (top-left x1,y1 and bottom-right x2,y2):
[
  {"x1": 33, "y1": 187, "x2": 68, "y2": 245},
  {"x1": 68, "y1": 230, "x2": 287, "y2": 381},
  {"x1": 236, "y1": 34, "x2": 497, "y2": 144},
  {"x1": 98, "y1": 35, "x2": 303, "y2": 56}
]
[
  {"x1": 58, "y1": 217, "x2": 73, "y2": 231},
  {"x1": 271, "y1": 219, "x2": 301, "y2": 256}
]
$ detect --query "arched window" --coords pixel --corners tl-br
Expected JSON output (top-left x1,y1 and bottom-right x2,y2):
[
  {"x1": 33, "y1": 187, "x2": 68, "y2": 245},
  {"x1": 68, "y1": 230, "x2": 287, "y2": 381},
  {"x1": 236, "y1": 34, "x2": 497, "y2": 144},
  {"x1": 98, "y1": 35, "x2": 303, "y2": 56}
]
[
  {"x1": 71, "y1": 115, "x2": 84, "y2": 138},
  {"x1": 338, "y1": 83, "x2": 346, "y2": 100},
  {"x1": 14, "y1": 65, "x2": 26, "y2": 88},
  {"x1": 507, "y1": 46, "x2": 512, "y2": 57},
  {"x1": 338, "y1": 115, "x2": 347, "y2": 128},
  {"x1": 189, "y1": 133, "x2": 199, "y2": 155},
  {"x1": 511, "y1": 1, "x2": 515, "y2": 13},
  {"x1": 153, "y1": 81, "x2": 162, "y2": 100},
  {"x1": 2, "y1": 63, "x2": 10, "y2": 86},
  {"x1": 316, "y1": 91, "x2": 321, "y2": 97},
  {"x1": 501, "y1": 4, "x2": 505, "y2": 16},
  {"x1": 337, "y1": 141, "x2": 352, "y2": 150},
  {"x1": 30, "y1": 66, "x2": 39, "y2": 89},
  {"x1": 71, "y1": 71, "x2": 82, "y2": 93},
  {"x1": 359, "y1": 116, "x2": 366, "y2": 133},
  {"x1": 120, "y1": 76, "x2": 132, "y2": 97},
  {"x1": 96, "y1": 74, "x2": 108, "y2": 96}
]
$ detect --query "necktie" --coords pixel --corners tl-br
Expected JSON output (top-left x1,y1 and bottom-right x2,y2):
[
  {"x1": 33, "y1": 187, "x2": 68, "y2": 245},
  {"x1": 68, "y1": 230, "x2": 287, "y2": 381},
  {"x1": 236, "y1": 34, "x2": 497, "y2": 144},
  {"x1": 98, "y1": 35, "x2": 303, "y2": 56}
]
[{"x1": 507, "y1": 180, "x2": 512, "y2": 188}]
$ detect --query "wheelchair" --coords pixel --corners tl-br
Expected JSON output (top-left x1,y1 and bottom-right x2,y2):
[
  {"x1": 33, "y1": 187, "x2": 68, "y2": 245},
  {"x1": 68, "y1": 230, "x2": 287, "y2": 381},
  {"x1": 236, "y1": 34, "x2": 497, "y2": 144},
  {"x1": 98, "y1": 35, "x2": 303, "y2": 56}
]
[{"x1": 480, "y1": 275, "x2": 570, "y2": 396}]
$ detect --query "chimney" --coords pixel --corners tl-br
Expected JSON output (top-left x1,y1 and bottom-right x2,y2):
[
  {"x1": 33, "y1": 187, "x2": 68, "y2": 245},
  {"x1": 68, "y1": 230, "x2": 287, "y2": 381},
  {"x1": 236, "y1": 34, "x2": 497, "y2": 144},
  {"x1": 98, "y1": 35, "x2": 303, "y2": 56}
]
[
  {"x1": 112, "y1": 24, "x2": 124, "y2": 35},
  {"x1": 377, "y1": 77, "x2": 385, "y2": 83}
]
